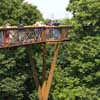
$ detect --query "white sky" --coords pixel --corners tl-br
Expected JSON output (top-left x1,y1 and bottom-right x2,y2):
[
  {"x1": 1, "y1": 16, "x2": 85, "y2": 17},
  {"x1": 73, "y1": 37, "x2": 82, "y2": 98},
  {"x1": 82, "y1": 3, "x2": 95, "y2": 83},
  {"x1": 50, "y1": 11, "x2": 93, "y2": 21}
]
[{"x1": 25, "y1": 0, "x2": 72, "y2": 19}]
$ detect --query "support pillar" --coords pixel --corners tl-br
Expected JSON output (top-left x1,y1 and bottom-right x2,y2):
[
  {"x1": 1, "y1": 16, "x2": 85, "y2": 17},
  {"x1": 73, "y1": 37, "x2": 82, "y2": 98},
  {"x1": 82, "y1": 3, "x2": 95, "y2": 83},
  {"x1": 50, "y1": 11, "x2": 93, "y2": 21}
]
[{"x1": 38, "y1": 44, "x2": 59, "y2": 100}]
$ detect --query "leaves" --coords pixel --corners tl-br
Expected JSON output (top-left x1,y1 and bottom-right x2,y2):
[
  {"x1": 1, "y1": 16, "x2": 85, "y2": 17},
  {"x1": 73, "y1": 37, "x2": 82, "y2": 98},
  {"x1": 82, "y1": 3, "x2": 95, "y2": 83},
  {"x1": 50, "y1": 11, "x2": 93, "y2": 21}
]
[
  {"x1": 0, "y1": 0, "x2": 43, "y2": 25},
  {"x1": 51, "y1": 36, "x2": 100, "y2": 100},
  {"x1": 67, "y1": 0, "x2": 100, "y2": 36}
]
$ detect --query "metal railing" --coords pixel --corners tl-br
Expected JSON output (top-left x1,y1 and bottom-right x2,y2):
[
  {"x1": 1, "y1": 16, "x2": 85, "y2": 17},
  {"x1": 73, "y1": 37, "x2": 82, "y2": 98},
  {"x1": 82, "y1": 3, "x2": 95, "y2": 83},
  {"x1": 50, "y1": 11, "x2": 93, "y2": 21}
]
[{"x1": 0, "y1": 25, "x2": 71, "y2": 48}]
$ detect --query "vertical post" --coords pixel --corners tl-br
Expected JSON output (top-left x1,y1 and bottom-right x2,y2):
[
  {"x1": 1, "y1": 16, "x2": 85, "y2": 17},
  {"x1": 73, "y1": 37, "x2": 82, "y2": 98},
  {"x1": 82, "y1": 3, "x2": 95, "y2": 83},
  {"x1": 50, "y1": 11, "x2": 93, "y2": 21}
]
[
  {"x1": 60, "y1": 27, "x2": 68, "y2": 41},
  {"x1": 41, "y1": 27, "x2": 46, "y2": 42},
  {"x1": 42, "y1": 43, "x2": 46, "y2": 82}
]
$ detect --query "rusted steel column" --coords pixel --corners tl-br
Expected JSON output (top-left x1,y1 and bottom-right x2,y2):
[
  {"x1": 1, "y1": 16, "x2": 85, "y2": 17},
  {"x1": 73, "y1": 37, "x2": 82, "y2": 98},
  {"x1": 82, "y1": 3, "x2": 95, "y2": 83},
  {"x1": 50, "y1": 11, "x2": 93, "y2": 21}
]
[
  {"x1": 60, "y1": 27, "x2": 68, "y2": 41},
  {"x1": 42, "y1": 43, "x2": 46, "y2": 82},
  {"x1": 38, "y1": 43, "x2": 59, "y2": 100},
  {"x1": 27, "y1": 46, "x2": 40, "y2": 89},
  {"x1": 41, "y1": 28, "x2": 46, "y2": 42},
  {"x1": 45, "y1": 43, "x2": 59, "y2": 100}
]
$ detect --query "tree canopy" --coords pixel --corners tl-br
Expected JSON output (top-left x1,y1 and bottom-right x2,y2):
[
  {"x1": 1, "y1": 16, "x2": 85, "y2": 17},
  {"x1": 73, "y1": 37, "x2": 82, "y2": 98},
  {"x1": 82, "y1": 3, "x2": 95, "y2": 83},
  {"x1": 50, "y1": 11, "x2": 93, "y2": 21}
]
[
  {"x1": 50, "y1": 0, "x2": 100, "y2": 99},
  {"x1": 0, "y1": 0, "x2": 43, "y2": 25},
  {"x1": 0, "y1": 0, "x2": 100, "y2": 100},
  {"x1": 67, "y1": 0, "x2": 100, "y2": 36}
]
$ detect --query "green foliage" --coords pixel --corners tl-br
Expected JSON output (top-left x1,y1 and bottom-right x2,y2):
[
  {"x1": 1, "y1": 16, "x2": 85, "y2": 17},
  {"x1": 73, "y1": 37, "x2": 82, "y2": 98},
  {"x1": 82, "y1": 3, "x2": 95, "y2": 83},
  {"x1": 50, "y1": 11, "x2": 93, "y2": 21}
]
[
  {"x1": 51, "y1": 36, "x2": 100, "y2": 100},
  {"x1": 21, "y1": 3, "x2": 43, "y2": 25},
  {"x1": 0, "y1": 0, "x2": 43, "y2": 25},
  {"x1": 0, "y1": 48, "x2": 29, "y2": 99},
  {"x1": 50, "y1": 0, "x2": 100, "y2": 99},
  {"x1": 44, "y1": 19, "x2": 51, "y2": 25},
  {"x1": 59, "y1": 18, "x2": 72, "y2": 25},
  {"x1": 67, "y1": 0, "x2": 100, "y2": 36}
]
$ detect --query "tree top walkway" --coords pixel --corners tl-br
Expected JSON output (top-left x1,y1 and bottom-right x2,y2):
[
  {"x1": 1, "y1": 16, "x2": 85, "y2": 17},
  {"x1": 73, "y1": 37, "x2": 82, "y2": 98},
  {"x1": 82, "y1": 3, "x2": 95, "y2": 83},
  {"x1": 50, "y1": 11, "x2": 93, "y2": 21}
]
[{"x1": 0, "y1": 25, "x2": 71, "y2": 48}]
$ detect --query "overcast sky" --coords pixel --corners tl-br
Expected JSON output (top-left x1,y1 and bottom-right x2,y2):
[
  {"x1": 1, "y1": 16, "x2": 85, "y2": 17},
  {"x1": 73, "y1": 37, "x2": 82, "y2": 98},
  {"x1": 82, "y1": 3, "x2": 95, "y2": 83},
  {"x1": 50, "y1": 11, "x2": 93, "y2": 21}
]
[{"x1": 25, "y1": 0, "x2": 72, "y2": 19}]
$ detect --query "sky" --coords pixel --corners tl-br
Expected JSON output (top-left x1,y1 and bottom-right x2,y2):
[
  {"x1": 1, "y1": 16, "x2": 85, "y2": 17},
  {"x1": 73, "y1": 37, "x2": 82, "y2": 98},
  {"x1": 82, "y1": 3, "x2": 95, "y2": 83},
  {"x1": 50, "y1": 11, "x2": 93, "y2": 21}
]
[{"x1": 25, "y1": 0, "x2": 72, "y2": 20}]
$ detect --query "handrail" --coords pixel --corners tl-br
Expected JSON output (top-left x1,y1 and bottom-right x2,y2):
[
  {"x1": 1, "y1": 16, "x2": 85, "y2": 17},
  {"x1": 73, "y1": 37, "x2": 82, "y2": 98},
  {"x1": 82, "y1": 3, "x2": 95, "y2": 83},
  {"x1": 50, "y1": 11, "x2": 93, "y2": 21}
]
[{"x1": 0, "y1": 25, "x2": 72, "y2": 30}]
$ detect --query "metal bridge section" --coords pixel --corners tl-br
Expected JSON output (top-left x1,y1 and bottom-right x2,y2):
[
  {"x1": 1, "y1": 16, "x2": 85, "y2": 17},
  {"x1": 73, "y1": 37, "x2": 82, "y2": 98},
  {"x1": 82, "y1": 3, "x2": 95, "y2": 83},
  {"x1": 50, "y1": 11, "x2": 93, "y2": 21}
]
[{"x1": 0, "y1": 25, "x2": 70, "y2": 48}]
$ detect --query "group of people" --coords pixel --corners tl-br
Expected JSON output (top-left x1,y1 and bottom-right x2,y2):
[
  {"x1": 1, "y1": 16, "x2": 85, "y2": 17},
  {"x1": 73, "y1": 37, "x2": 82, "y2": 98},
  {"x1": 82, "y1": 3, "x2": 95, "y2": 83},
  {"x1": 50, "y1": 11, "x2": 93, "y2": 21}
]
[
  {"x1": 33, "y1": 21, "x2": 61, "y2": 40},
  {"x1": 0, "y1": 21, "x2": 61, "y2": 48}
]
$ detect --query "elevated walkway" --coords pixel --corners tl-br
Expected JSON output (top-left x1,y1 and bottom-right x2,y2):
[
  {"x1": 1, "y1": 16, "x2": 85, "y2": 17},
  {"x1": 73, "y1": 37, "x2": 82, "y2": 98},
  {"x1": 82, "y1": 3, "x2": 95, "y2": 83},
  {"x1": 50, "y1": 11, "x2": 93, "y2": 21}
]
[{"x1": 0, "y1": 25, "x2": 71, "y2": 48}]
